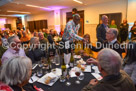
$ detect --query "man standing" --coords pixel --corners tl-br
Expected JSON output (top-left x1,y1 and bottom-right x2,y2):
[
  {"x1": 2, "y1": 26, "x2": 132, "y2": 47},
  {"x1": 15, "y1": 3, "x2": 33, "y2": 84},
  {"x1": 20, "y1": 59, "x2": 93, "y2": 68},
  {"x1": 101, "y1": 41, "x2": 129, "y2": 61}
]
[
  {"x1": 97, "y1": 15, "x2": 109, "y2": 44},
  {"x1": 62, "y1": 14, "x2": 85, "y2": 67},
  {"x1": 62, "y1": 14, "x2": 84, "y2": 53}
]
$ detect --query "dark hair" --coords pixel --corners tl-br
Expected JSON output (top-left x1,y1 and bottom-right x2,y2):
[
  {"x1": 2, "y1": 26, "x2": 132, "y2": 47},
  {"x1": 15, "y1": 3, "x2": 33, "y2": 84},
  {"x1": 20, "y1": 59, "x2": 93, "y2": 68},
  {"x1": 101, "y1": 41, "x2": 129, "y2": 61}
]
[
  {"x1": 123, "y1": 41, "x2": 136, "y2": 65},
  {"x1": 72, "y1": 8, "x2": 77, "y2": 15}
]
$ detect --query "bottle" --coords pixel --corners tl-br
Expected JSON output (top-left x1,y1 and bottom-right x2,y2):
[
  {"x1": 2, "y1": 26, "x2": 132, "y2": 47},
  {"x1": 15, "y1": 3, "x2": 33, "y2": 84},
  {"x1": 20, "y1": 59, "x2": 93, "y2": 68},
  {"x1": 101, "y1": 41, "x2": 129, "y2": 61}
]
[
  {"x1": 47, "y1": 54, "x2": 52, "y2": 70},
  {"x1": 70, "y1": 52, "x2": 74, "y2": 68},
  {"x1": 60, "y1": 56, "x2": 66, "y2": 82},
  {"x1": 61, "y1": 56, "x2": 66, "y2": 76}
]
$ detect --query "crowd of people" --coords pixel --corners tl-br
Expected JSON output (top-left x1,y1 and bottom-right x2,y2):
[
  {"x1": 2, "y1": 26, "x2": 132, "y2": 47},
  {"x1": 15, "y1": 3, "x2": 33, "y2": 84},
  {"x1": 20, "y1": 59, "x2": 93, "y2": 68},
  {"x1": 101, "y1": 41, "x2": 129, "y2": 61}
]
[{"x1": 0, "y1": 12, "x2": 136, "y2": 91}]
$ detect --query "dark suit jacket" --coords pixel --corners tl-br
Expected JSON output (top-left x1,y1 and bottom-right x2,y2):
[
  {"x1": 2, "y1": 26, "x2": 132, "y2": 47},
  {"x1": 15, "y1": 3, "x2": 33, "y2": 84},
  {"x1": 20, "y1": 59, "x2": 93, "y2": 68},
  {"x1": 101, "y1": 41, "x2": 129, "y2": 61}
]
[
  {"x1": 97, "y1": 24, "x2": 107, "y2": 43},
  {"x1": 90, "y1": 40, "x2": 125, "y2": 57}
]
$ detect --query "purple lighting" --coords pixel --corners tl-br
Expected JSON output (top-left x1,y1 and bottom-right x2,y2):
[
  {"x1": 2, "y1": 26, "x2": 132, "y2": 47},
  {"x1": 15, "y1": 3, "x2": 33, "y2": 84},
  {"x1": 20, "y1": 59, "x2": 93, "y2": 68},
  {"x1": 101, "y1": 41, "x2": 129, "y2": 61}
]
[{"x1": 48, "y1": 6, "x2": 68, "y2": 10}]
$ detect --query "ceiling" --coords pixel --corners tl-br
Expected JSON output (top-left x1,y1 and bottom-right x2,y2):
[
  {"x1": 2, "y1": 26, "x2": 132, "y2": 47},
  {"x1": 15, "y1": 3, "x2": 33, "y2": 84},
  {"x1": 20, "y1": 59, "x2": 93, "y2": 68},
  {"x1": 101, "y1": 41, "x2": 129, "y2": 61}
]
[{"x1": 0, "y1": 0, "x2": 119, "y2": 16}]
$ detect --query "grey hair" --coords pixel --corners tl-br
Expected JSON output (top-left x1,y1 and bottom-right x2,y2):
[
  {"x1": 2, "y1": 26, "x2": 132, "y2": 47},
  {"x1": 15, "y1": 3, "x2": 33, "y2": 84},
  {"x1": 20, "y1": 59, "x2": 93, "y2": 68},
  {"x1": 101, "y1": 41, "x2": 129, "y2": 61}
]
[
  {"x1": 97, "y1": 48, "x2": 122, "y2": 75},
  {"x1": 38, "y1": 32, "x2": 43, "y2": 36},
  {"x1": 101, "y1": 15, "x2": 108, "y2": 20},
  {"x1": 8, "y1": 35, "x2": 19, "y2": 44},
  {"x1": 109, "y1": 28, "x2": 118, "y2": 38},
  {"x1": 30, "y1": 37, "x2": 39, "y2": 45},
  {"x1": 0, "y1": 56, "x2": 32, "y2": 85}
]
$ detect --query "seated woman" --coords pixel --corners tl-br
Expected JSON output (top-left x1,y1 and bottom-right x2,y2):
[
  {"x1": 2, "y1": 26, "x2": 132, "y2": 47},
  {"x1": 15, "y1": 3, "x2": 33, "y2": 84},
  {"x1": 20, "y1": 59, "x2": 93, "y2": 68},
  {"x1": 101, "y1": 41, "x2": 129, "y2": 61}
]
[
  {"x1": 0, "y1": 56, "x2": 33, "y2": 91},
  {"x1": 123, "y1": 41, "x2": 136, "y2": 86},
  {"x1": 26, "y1": 37, "x2": 46, "y2": 63},
  {"x1": 74, "y1": 34, "x2": 93, "y2": 57}
]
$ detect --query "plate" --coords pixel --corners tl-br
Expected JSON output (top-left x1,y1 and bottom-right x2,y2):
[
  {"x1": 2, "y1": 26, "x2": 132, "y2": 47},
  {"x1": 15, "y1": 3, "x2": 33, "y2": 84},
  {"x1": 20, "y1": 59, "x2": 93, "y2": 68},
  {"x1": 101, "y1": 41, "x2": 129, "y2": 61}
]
[
  {"x1": 74, "y1": 55, "x2": 81, "y2": 59},
  {"x1": 37, "y1": 73, "x2": 59, "y2": 86}
]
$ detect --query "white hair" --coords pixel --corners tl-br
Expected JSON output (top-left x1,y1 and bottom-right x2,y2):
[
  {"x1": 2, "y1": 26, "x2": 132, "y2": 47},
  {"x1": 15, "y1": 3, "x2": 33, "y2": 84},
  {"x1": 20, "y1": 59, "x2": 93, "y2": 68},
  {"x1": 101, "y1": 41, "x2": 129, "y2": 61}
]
[
  {"x1": 30, "y1": 37, "x2": 39, "y2": 45},
  {"x1": 108, "y1": 28, "x2": 118, "y2": 38},
  {"x1": 8, "y1": 35, "x2": 19, "y2": 44},
  {"x1": 98, "y1": 48, "x2": 122, "y2": 75},
  {"x1": 0, "y1": 56, "x2": 32, "y2": 85},
  {"x1": 101, "y1": 15, "x2": 108, "y2": 21}
]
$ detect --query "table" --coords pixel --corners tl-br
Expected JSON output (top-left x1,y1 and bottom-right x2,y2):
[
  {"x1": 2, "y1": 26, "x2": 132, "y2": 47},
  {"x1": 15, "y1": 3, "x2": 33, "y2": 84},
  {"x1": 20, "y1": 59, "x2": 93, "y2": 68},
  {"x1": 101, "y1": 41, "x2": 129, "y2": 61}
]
[{"x1": 32, "y1": 63, "x2": 95, "y2": 91}]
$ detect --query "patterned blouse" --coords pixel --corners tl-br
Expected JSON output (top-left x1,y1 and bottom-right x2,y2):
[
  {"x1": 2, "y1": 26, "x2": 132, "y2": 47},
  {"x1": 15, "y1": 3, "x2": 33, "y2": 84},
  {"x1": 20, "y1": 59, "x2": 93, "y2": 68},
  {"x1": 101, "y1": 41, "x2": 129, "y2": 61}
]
[{"x1": 62, "y1": 20, "x2": 83, "y2": 42}]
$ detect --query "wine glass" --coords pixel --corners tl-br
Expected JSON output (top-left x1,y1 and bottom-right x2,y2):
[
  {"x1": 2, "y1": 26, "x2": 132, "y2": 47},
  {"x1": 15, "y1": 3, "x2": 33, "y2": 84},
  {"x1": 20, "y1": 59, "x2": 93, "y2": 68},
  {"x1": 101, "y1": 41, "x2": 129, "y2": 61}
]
[
  {"x1": 43, "y1": 58, "x2": 48, "y2": 74},
  {"x1": 66, "y1": 70, "x2": 71, "y2": 86},
  {"x1": 75, "y1": 67, "x2": 81, "y2": 84}
]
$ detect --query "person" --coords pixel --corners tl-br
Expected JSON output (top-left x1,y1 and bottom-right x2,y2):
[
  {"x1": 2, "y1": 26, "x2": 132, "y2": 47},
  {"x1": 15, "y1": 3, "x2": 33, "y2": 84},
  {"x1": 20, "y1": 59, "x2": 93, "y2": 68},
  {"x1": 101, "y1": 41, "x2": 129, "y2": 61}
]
[
  {"x1": 104, "y1": 28, "x2": 125, "y2": 56},
  {"x1": 1, "y1": 35, "x2": 26, "y2": 64},
  {"x1": 109, "y1": 20, "x2": 117, "y2": 28},
  {"x1": 27, "y1": 37, "x2": 46, "y2": 63},
  {"x1": 42, "y1": 28, "x2": 49, "y2": 38},
  {"x1": 1, "y1": 32, "x2": 9, "y2": 49},
  {"x1": 0, "y1": 37, "x2": 7, "y2": 59},
  {"x1": 38, "y1": 32, "x2": 48, "y2": 51},
  {"x1": 33, "y1": 31, "x2": 38, "y2": 37},
  {"x1": 20, "y1": 31, "x2": 30, "y2": 44},
  {"x1": 74, "y1": 34, "x2": 93, "y2": 57},
  {"x1": 62, "y1": 14, "x2": 85, "y2": 54},
  {"x1": 82, "y1": 48, "x2": 135, "y2": 91},
  {"x1": 96, "y1": 15, "x2": 109, "y2": 44},
  {"x1": 0, "y1": 56, "x2": 36, "y2": 91},
  {"x1": 72, "y1": 8, "x2": 78, "y2": 16},
  {"x1": 59, "y1": 29, "x2": 64, "y2": 37},
  {"x1": 130, "y1": 21, "x2": 136, "y2": 39},
  {"x1": 47, "y1": 29, "x2": 56, "y2": 57},
  {"x1": 91, "y1": 28, "x2": 125, "y2": 57},
  {"x1": 123, "y1": 41, "x2": 136, "y2": 85},
  {"x1": 0, "y1": 82, "x2": 13, "y2": 91},
  {"x1": 119, "y1": 19, "x2": 129, "y2": 43}
]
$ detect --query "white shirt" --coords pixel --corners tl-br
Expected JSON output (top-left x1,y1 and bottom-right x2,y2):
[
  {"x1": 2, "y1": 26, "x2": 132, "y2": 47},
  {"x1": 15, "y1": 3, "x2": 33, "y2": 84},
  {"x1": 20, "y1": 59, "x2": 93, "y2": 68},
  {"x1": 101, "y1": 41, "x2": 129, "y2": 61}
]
[
  {"x1": 109, "y1": 38, "x2": 117, "y2": 44},
  {"x1": 1, "y1": 48, "x2": 26, "y2": 64}
]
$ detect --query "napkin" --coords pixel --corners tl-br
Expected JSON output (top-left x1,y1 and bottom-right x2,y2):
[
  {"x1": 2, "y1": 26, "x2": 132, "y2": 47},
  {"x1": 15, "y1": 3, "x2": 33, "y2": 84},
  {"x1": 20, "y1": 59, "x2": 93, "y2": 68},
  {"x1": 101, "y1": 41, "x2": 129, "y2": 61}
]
[
  {"x1": 51, "y1": 68, "x2": 62, "y2": 77},
  {"x1": 84, "y1": 65, "x2": 91, "y2": 72},
  {"x1": 92, "y1": 66, "x2": 100, "y2": 73},
  {"x1": 91, "y1": 73, "x2": 103, "y2": 81},
  {"x1": 29, "y1": 73, "x2": 39, "y2": 83}
]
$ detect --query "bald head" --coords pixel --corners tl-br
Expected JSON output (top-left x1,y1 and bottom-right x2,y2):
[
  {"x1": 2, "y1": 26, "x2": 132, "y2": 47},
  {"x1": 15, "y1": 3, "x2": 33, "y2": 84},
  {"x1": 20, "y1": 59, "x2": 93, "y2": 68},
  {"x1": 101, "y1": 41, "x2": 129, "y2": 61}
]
[
  {"x1": 97, "y1": 48, "x2": 122, "y2": 75},
  {"x1": 102, "y1": 15, "x2": 108, "y2": 25}
]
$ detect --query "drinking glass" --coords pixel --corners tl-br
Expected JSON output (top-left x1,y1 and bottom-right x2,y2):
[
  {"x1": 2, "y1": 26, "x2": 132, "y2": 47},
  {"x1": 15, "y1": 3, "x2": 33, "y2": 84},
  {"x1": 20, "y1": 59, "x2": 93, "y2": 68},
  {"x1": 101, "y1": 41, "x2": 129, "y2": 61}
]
[
  {"x1": 66, "y1": 70, "x2": 71, "y2": 86},
  {"x1": 75, "y1": 67, "x2": 81, "y2": 84}
]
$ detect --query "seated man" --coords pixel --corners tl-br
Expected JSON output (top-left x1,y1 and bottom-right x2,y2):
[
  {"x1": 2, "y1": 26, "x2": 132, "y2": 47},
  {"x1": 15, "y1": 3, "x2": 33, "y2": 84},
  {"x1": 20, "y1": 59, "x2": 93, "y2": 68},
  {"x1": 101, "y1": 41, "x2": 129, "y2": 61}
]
[
  {"x1": 82, "y1": 48, "x2": 135, "y2": 91},
  {"x1": 1, "y1": 35, "x2": 26, "y2": 64},
  {"x1": 27, "y1": 37, "x2": 46, "y2": 63},
  {"x1": 38, "y1": 32, "x2": 48, "y2": 51},
  {"x1": 89, "y1": 28, "x2": 125, "y2": 57}
]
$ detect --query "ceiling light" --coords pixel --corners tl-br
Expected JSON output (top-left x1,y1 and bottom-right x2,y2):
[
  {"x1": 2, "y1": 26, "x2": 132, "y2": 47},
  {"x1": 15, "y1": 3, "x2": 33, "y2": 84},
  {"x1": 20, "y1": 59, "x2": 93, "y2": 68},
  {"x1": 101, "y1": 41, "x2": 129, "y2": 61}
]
[
  {"x1": 7, "y1": 10, "x2": 31, "y2": 14},
  {"x1": 73, "y1": 0, "x2": 83, "y2": 4},
  {"x1": 26, "y1": 4, "x2": 51, "y2": 10}
]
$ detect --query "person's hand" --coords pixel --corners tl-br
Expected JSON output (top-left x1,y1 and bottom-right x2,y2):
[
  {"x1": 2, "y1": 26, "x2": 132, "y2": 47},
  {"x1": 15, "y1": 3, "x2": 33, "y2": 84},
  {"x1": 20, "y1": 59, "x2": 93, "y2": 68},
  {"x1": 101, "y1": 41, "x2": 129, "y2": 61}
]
[
  {"x1": 87, "y1": 58, "x2": 97, "y2": 65},
  {"x1": 83, "y1": 53, "x2": 89, "y2": 57},
  {"x1": 87, "y1": 58, "x2": 101, "y2": 70},
  {"x1": 83, "y1": 38, "x2": 87, "y2": 43},
  {"x1": 89, "y1": 79, "x2": 98, "y2": 86}
]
